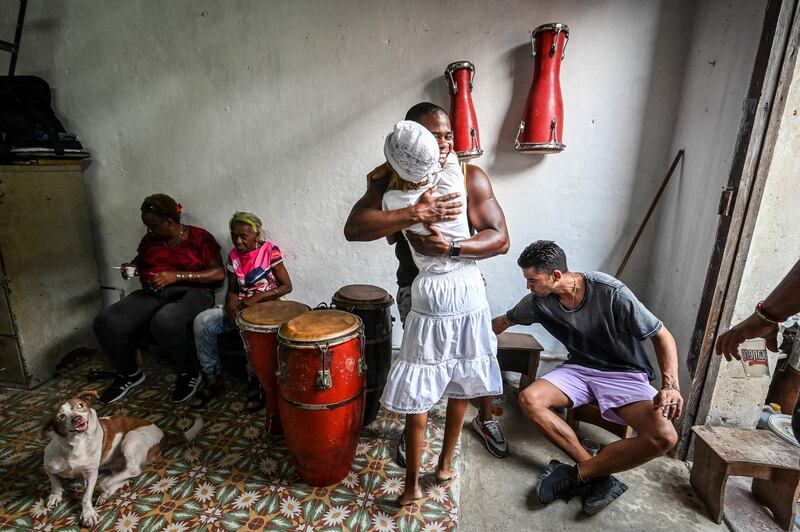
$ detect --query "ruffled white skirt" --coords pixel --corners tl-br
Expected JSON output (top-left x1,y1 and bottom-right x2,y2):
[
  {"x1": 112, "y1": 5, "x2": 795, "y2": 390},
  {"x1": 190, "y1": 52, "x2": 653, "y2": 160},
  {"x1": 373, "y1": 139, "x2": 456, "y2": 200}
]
[{"x1": 381, "y1": 262, "x2": 502, "y2": 414}]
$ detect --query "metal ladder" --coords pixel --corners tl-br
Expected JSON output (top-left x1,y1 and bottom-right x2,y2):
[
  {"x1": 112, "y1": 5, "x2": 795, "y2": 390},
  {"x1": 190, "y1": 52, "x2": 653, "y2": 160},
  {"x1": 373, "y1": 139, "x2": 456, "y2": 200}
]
[{"x1": 1, "y1": 0, "x2": 27, "y2": 75}]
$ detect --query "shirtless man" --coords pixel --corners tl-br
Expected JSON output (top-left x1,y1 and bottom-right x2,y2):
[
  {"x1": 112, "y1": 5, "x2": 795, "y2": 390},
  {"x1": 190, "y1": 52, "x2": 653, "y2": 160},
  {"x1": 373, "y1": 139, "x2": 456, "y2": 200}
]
[{"x1": 344, "y1": 102, "x2": 511, "y2": 462}]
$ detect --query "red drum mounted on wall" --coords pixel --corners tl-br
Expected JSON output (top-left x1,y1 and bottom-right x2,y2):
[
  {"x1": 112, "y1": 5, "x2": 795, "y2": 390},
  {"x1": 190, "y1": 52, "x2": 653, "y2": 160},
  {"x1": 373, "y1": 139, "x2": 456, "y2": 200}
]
[
  {"x1": 515, "y1": 23, "x2": 569, "y2": 154},
  {"x1": 445, "y1": 61, "x2": 483, "y2": 159}
]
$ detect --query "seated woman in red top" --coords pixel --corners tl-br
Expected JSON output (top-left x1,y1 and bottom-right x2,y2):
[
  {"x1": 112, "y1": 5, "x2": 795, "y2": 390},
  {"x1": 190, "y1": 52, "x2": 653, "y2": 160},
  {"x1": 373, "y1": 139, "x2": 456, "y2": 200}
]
[{"x1": 93, "y1": 193, "x2": 225, "y2": 404}]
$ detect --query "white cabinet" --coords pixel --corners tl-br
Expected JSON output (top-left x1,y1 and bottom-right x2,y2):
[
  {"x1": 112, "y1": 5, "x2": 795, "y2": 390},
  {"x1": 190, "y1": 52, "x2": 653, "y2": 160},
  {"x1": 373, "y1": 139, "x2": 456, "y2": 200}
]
[{"x1": 0, "y1": 163, "x2": 103, "y2": 388}]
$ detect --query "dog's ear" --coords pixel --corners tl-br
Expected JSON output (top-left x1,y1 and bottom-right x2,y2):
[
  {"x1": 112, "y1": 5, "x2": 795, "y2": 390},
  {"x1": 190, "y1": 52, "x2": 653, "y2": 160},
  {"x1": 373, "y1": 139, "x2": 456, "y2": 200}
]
[
  {"x1": 76, "y1": 389, "x2": 100, "y2": 405},
  {"x1": 42, "y1": 416, "x2": 66, "y2": 438}
]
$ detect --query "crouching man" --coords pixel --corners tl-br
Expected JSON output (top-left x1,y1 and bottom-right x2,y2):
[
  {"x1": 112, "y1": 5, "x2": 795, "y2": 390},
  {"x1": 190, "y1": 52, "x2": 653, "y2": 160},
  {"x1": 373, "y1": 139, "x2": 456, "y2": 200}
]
[{"x1": 492, "y1": 240, "x2": 681, "y2": 514}]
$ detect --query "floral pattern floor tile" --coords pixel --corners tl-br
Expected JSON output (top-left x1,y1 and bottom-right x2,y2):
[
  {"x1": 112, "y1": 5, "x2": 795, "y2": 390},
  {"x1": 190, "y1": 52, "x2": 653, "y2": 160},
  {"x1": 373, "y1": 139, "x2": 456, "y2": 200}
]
[{"x1": 0, "y1": 352, "x2": 461, "y2": 531}]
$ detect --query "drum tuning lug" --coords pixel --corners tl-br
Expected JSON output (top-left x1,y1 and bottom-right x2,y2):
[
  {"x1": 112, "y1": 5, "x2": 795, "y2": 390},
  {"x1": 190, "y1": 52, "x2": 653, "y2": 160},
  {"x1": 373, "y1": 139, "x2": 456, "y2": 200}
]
[
  {"x1": 276, "y1": 360, "x2": 287, "y2": 381},
  {"x1": 358, "y1": 358, "x2": 367, "y2": 376},
  {"x1": 550, "y1": 30, "x2": 559, "y2": 57},
  {"x1": 316, "y1": 370, "x2": 333, "y2": 390},
  {"x1": 514, "y1": 121, "x2": 525, "y2": 150}
]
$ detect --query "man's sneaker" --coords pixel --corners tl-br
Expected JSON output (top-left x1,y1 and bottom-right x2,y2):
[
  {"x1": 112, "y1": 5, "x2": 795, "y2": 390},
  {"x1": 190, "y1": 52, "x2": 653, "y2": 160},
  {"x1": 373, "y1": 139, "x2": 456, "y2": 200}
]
[
  {"x1": 99, "y1": 371, "x2": 146, "y2": 404},
  {"x1": 471, "y1": 416, "x2": 510, "y2": 458},
  {"x1": 582, "y1": 474, "x2": 628, "y2": 515},
  {"x1": 172, "y1": 371, "x2": 203, "y2": 403},
  {"x1": 395, "y1": 432, "x2": 407, "y2": 468},
  {"x1": 536, "y1": 460, "x2": 585, "y2": 505}
]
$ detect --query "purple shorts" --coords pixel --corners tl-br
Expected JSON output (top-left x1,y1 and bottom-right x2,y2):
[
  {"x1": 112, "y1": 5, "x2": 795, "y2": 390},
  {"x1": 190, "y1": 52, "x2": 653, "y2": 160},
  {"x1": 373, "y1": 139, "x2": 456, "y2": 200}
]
[{"x1": 541, "y1": 364, "x2": 657, "y2": 425}]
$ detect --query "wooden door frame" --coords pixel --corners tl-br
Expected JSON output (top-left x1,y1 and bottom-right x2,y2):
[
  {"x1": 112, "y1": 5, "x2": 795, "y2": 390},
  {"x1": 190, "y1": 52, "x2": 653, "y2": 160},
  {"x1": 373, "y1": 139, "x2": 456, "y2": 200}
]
[{"x1": 676, "y1": 0, "x2": 800, "y2": 460}]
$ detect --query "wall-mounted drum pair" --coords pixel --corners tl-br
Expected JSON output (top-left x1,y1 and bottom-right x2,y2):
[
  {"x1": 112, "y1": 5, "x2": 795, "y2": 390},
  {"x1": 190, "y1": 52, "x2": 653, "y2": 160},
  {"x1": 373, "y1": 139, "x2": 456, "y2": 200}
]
[{"x1": 444, "y1": 23, "x2": 569, "y2": 157}]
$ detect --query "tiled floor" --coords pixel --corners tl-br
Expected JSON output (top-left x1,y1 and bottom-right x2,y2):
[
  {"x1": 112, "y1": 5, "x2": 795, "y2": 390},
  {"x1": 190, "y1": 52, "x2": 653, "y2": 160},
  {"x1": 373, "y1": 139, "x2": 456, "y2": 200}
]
[{"x1": 0, "y1": 352, "x2": 460, "y2": 531}]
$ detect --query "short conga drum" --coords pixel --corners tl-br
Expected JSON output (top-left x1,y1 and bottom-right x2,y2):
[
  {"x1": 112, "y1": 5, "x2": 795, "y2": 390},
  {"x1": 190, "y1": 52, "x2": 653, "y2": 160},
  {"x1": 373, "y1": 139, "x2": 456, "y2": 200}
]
[
  {"x1": 277, "y1": 310, "x2": 365, "y2": 486},
  {"x1": 515, "y1": 23, "x2": 569, "y2": 154},
  {"x1": 332, "y1": 284, "x2": 394, "y2": 426},
  {"x1": 445, "y1": 60, "x2": 483, "y2": 159},
  {"x1": 237, "y1": 300, "x2": 310, "y2": 435}
]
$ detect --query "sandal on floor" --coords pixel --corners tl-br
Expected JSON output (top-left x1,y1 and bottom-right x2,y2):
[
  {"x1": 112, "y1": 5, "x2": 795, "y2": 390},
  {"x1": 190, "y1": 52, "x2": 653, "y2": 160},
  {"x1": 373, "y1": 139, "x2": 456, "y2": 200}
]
[
  {"x1": 245, "y1": 379, "x2": 265, "y2": 412},
  {"x1": 190, "y1": 375, "x2": 224, "y2": 408}
]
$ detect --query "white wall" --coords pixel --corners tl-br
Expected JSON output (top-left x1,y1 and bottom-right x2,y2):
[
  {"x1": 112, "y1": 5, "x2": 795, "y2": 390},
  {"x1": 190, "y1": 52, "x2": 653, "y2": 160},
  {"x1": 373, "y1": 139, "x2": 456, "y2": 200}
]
[
  {"x1": 707, "y1": 56, "x2": 800, "y2": 427},
  {"x1": 632, "y1": 0, "x2": 765, "y2": 391},
  {"x1": 1, "y1": 1, "x2": 762, "y2": 364}
]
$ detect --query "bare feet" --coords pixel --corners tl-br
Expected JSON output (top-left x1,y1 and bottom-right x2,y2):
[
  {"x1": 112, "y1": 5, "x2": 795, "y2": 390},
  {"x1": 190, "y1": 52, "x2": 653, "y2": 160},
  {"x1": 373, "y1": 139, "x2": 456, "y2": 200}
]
[
  {"x1": 398, "y1": 486, "x2": 423, "y2": 506},
  {"x1": 435, "y1": 464, "x2": 455, "y2": 482}
]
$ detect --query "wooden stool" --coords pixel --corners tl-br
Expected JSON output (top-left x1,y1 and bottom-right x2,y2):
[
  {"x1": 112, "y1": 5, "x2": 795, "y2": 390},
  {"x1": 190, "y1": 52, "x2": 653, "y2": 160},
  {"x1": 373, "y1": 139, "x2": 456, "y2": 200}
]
[
  {"x1": 566, "y1": 402, "x2": 634, "y2": 440},
  {"x1": 690, "y1": 425, "x2": 800, "y2": 530},
  {"x1": 496, "y1": 332, "x2": 542, "y2": 390}
]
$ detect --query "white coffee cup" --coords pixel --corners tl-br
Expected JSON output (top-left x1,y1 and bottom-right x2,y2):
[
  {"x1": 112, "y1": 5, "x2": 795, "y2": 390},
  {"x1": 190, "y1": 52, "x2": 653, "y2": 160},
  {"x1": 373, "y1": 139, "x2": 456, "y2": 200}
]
[
  {"x1": 123, "y1": 265, "x2": 137, "y2": 279},
  {"x1": 739, "y1": 339, "x2": 770, "y2": 378}
]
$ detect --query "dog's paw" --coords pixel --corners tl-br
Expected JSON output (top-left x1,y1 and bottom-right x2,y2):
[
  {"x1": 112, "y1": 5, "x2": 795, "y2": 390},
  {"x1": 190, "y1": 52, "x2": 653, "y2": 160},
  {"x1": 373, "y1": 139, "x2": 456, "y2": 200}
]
[
  {"x1": 46, "y1": 493, "x2": 62, "y2": 508},
  {"x1": 80, "y1": 507, "x2": 99, "y2": 527}
]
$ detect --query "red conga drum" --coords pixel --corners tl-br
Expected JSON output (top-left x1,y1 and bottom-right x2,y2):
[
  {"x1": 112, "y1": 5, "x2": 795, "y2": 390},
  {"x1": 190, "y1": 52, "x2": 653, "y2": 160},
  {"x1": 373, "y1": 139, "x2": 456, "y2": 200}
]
[
  {"x1": 445, "y1": 60, "x2": 483, "y2": 159},
  {"x1": 277, "y1": 310, "x2": 365, "y2": 486},
  {"x1": 237, "y1": 300, "x2": 310, "y2": 435},
  {"x1": 331, "y1": 284, "x2": 394, "y2": 426},
  {"x1": 515, "y1": 23, "x2": 569, "y2": 154}
]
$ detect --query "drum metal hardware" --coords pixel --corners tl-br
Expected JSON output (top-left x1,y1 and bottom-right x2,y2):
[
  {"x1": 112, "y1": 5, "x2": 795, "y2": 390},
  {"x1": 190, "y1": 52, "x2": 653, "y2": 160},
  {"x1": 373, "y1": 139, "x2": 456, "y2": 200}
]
[
  {"x1": 276, "y1": 358, "x2": 287, "y2": 381},
  {"x1": 315, "y1": 343, "x2": 333, "y2": 390},
  {"x1": 280, "y1": 386, "x2": 366, "y2": 411},
  {"x1": 514, "y1": 121, "x2": 525, "y2": 150},
  {"x1": 358, "y1": 334, "x2": 366, "y2": 376}
]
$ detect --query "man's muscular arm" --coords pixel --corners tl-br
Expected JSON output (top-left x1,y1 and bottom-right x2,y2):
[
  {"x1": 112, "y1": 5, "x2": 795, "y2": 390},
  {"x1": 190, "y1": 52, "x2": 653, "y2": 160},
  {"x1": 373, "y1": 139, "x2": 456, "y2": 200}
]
[
  {"x1": 343, "y1": 163, "x2": 463, "y2": 242},
  {"x1": 406, "y1": 165, "x2": 510, "y2": 259}
]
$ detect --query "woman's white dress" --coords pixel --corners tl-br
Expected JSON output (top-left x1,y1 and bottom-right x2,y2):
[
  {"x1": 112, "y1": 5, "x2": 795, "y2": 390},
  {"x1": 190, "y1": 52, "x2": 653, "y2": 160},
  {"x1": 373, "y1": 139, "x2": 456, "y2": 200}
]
[{"x1": 380, "y1": 153, "x2": 502, "y2": 414}]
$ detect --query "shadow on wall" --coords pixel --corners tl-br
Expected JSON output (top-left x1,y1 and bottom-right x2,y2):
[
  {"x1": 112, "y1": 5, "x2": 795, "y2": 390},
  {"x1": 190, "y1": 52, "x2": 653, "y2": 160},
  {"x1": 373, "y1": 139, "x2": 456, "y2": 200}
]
[
  {"x1": 597, "y1": 1, "x2": 695, "y2": 290},
  {"x1": 488, "y1": 41, "x2": 547, "y2": 178},
  {"x1": 421, "y1": 72, "x2": 450, "y2": 114}
]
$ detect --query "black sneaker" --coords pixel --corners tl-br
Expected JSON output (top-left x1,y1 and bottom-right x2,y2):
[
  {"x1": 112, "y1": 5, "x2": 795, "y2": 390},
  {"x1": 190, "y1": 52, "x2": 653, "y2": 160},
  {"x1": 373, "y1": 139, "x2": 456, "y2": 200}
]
[
  {"x1": 172, "y1": 371, "x2": 203, "y2": 403},
  {"x1": 471, "y1": 416, "x2": 509, "y2": 458},
  {"x1": 536, "y1": 460, "x2": 585, "y2": 504},
  {"x1": 99, "y1": 371, "x2": 146, "y2": 404},
  {"x1": 395, "y1": 432, "x2": 407, "y2": 468},
  {"x1": 583, "y1": 474, "x2": 628, "y2": 515}
]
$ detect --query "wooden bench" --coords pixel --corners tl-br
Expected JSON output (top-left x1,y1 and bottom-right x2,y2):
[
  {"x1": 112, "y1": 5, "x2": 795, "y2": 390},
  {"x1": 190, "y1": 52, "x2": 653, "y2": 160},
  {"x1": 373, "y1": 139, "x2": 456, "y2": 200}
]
[
  {"x1": 495, "y1": 332, "x2": 542, "y2": 390},
  {"x1": 690, "y1": 425, "x2": 800, "y2": 530}
]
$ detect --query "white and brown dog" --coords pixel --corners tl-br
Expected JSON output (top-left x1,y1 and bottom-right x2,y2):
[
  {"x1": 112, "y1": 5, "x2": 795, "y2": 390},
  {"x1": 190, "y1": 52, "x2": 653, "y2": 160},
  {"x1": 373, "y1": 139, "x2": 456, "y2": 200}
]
[{"x1": 43, "y1": 390, "x2": 203, "y2": 526}]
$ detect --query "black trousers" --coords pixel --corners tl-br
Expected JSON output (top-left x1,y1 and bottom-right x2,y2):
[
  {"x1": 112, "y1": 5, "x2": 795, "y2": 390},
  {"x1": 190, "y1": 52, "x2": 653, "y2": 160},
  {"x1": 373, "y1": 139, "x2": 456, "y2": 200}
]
[{"x1": 93, "y1": 286, "x2": 213, "y2": 375}]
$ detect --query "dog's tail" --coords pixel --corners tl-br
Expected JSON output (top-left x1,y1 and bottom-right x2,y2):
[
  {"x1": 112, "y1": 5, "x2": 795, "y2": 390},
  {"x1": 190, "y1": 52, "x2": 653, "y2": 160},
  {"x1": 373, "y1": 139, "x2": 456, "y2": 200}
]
[{"x1": 163, "y1": 415, "x2": 203, "y2": 447}]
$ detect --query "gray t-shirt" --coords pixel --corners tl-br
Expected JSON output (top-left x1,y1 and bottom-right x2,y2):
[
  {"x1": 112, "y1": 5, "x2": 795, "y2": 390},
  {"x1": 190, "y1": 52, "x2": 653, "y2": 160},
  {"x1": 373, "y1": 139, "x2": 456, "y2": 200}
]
[{"x1": 506, "y1": 271, "x2": 662, "y2": 379}]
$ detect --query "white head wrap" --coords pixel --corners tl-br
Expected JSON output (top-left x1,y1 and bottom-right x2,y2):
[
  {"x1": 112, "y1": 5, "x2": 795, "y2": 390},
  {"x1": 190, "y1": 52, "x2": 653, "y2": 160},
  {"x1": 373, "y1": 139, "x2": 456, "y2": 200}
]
[{"x1": 383, "y1": 120, "x2": 439, "y2": 184}]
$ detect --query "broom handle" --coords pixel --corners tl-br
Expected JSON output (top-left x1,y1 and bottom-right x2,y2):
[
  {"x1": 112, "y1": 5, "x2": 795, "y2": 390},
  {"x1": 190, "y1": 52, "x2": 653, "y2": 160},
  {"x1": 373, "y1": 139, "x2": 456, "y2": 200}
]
[{"x1": 615, "y1": 149, "x2": 685, "y2": 278}]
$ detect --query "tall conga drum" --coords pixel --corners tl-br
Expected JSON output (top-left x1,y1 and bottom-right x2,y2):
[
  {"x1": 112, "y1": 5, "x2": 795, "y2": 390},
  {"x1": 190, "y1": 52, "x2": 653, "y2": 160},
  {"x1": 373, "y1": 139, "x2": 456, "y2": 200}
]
[
  {"x1": 515, "y1": 23, "x2": 569, "y2": 154},
  {"x1": 277, "y1": 310, "x2": 365, "y2": 486},
  {"x1": 331, "y1": 284, "x2": 394, "y2": 426},
  {"x1": 445, "y1": 60, "x2": 483, "y2": 159},
  {"x1": 237, "y1": 300, "x2": 310, "y2": 435}
]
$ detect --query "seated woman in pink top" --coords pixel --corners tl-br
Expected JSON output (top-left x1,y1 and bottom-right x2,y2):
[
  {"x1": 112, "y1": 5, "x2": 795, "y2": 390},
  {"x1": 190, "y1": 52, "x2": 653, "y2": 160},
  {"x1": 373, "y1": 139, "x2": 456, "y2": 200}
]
[{"x1": 192, "y1": 212, "x2": 293, "y2": 409}]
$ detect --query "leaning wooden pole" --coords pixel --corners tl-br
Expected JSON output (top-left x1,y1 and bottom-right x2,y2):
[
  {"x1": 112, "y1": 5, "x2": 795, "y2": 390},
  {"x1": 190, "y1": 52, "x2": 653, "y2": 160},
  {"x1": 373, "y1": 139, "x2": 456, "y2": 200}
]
[{"x1": 615, "y1": 149, "x2": 685, "y2": 278}]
